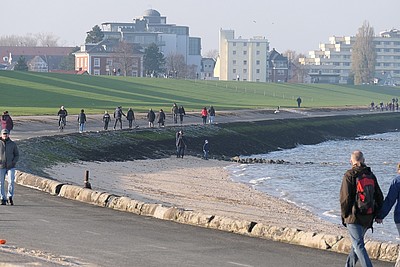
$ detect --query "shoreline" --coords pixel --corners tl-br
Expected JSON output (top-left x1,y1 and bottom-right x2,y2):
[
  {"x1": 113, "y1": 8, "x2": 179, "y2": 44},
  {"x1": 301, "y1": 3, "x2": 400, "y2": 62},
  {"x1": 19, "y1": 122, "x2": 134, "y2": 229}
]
[{"x1": 43, "y1": 156, "x2": 348, "y2": 237}]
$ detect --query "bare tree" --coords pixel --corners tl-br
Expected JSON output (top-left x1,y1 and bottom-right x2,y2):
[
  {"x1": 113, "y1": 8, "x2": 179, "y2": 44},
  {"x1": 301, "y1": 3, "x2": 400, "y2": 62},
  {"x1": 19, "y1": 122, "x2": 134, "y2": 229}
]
[
  {"x1": 283, "y1": 50, "x2": 307, "y2": 83},
  {"x1": 204, "y1": 49, "x2": 218, "y2": 60},
  {"x1": 351, "y1": 21, "x2": 376, "y2": 85},
  {"x1": 113, "y1": 41, "x2": 139, "y2": 76},
  {"x1": 35, "y1": 33, "x2": 60, "y2": 46},
  {"x1": 0, "y1": 33, "x2": 60, "y2": 46},
  {"x1": 166, "y1": 53, "x2": 187, "y2": 78}
]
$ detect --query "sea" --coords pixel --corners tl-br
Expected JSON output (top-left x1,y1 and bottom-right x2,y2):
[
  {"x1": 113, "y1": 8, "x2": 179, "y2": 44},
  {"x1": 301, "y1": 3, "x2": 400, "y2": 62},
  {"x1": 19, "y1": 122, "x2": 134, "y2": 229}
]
[{"x1": 225, "y1": 131, "x2": 400, "y2": 243}]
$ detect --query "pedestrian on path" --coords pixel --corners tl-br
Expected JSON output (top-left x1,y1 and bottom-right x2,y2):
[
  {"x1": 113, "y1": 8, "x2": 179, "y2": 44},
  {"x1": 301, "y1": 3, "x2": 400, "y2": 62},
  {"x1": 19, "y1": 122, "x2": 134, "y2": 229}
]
[
  {"x1": 201, "y1": 107, "x2": 208, "y2": 124},
  {"x1": 375, "y1": 163, "x2": 400, "y2": 266},
  {"x1": 0, "y1": 129, "x2": 19, "y2": 205},
  {"x1": 126, "y1": 108, "x2": 135, "y2": 129},
  {"x1": 113, "y1": 106, "x2": 126, "y2": 130},
  {"x1": 78, "y1": 109, "x2": 86, "y2": 133},
  {"x1": 103, "y1": 111, "x2": 111, "y2": 130},
  {"x1": 203, "y1": 139, "x2": 209, "y2": 160},
  {"x1": 340, "y1": 150, "x2": 383, "y2": 267},
  {"x1": 1, "y1": 111, "x2": 13, "y2": 133}
]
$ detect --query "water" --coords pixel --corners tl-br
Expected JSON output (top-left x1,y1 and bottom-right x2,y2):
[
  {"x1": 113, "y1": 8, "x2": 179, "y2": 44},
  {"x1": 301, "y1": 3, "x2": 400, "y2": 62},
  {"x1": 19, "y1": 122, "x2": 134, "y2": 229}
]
[{"x1": 225, "y1": 131, "x2": 400, "y2": 243}]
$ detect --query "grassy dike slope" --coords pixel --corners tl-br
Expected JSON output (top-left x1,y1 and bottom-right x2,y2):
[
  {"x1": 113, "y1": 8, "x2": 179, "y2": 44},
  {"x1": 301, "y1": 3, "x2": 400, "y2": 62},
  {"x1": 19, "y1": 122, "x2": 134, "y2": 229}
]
[{"x1": 17, "y1": 112, "x2": 400, "y2": 178}]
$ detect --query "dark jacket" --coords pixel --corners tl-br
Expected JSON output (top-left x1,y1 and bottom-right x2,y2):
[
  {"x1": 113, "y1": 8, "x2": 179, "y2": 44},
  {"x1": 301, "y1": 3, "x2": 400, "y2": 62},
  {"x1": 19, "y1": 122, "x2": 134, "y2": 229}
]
[
  {"x1": 377, "y1": 175, "x2": 400, "y2": 223},
  {"x1": 340, "y1": 164, "x2": 384, "y2": 229},
  {"x1": 103, "y1": 113, "x2": 111, "y2": 123},
  {"x1": 78, "y1": 112, "x2": 86, "y2": 123},
  {"x1": 147, "y1": 110, "x2": 155, "y2": 122},
  {"x1": 176, "y1": 135, "x2": 186, "y2": 148},
  {"x1": 126, "y1": 109, "x2": 135, "y2": 121},
  {"x1": 1, "y1": 114, "x2": 13, "y2": 131},
  {"x1": 0, "y1": 137, "x2": 19, "y2": 170}
]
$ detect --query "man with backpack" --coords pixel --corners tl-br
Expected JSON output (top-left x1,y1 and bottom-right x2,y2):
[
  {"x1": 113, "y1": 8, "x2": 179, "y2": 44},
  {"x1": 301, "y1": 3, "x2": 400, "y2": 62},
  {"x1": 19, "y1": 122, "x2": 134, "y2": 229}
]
[{"x1": 340, "y1": 150, "x2": 384, "y2": 267}]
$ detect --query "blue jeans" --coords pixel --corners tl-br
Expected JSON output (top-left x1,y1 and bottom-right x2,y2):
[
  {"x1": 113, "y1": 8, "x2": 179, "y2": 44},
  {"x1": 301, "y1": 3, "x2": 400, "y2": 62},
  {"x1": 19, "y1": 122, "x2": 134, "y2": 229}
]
[
  {"x1": 0, "y1": 168, "x2": 15, "y2": 200},
  {"x1": 346, "y1": 223, "x2": 372, "y2": 267},
  {"x1": 79, "y1": 123, "x2": 85, "y2": 132},
  {"x1": 203, "y1": 150, "x2": 208, "y2": 159},
  {"x1": 396, "y1": 224, "x2": 400, "y2": 267}
]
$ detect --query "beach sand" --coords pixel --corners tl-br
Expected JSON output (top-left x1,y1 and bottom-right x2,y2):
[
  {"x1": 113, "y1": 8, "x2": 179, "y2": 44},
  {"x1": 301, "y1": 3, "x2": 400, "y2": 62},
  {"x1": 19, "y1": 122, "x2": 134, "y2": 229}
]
[{"x1": 44, "y1": 156, "x2": 347, "y2": 236}]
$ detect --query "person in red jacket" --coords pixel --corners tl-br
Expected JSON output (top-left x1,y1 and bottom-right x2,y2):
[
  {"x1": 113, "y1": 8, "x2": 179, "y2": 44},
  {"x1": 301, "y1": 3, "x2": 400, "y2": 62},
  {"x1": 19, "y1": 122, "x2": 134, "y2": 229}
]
[
  {"x1": 1, "y1": 111, "x2": 13, "y2": 133},
  {"x1": 201, "y1": 107, "x2": 208, "y2": 124}
]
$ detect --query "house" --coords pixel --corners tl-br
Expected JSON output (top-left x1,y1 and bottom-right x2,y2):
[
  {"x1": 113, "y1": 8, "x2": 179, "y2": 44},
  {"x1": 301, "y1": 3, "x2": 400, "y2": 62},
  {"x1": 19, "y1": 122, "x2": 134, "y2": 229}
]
[
  {"x1": 74, "y1": 39, "x2": 143, "y2": 76},
  {"x1": 268, "y1": 48, "x2": 289, "y2": 83},
  {"x1": 200, "y1": 58, "x2": 216, "y2": 79},
  {"x1": 0, "y1": 46, "x2": 76, "y2": 72}
]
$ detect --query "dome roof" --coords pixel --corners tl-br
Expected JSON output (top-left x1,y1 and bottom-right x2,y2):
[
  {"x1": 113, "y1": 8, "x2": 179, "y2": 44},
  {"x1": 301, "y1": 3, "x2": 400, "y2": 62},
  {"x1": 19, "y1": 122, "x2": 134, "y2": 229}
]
[{"x1": 143, "y1": 9, "x2": 160, "y2": 17}]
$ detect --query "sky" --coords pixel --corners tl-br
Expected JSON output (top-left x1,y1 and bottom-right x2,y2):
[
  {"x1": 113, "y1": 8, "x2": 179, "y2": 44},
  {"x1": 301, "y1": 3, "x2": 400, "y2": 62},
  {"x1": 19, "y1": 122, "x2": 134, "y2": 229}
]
[{"x1": 2, "y1": 0, "x2": 400, "y2": 55}]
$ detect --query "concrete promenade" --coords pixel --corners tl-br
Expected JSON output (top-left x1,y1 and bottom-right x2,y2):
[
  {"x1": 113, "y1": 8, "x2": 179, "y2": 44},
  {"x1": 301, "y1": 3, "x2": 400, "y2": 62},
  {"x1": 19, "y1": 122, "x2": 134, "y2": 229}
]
[{"x1": 0, "y1": 110, "x2": 398, "y2": 266}]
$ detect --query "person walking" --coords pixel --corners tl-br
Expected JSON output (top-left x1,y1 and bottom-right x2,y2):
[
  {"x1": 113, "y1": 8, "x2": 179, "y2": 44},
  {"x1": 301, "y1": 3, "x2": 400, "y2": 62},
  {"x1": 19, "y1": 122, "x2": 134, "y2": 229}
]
[
  {"x1": 208, "y1": 106, "x2": 216, "y2": 124},
  {"x1": 157, "y1": 109, "x2": 166, "y2": 128},
  {"x1": 296, "y1": 97, "x2": 302, "y2": 108},
  {"x1": 57, "y1": 106, "x2": 68, "y2": 129},
  {"x1": 340, "y1": 150, "x2": 384, "y2": 267},
  {"x1": 201, "y1": 107, "x2": 208, "y2": 124},
  {"x1": 147, "y1": 109, "x2": 156, "y2": 128},
  {"x1": 375, "y1": 163, "x2": 400, "y2": 266},
  {"x1": 178, "y1": 105, "x2": 186, "y2": 125},
  {"x1": 103, "y1": 111, "x2": 111, "y2": 130},
  {"x1": 202, "y1": 139, "x2": 209, "y2": 160},
  {"x1": 113, "y1": 106, "x2": 126, "y2": 130},
  {"x1": 0, "y1": 129, "x2": 19, "y2": 205},
  {"x1": 172, "y1": 103, "x2": 179, "y2": 124},
  {"x1": 77, "y1": 109, "x2": 86, "y2": 133},
  {"x1": 1, "y1": 111, "x2": 13, "y2": 133},
  {"x1": 126, "y1": 108, "x2": 135, "y2": 129},
  {"x1": 176, "y1": 131, "x2": 187, "y2": 158}
]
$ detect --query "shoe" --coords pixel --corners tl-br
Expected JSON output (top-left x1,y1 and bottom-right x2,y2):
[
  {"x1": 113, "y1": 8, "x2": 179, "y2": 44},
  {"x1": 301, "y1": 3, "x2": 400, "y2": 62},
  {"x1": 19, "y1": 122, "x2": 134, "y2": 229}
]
[
  {"x1": 1, "y1": 199, "x2": 6, "y2": 205},
  {"x1": 8, "y1": 197, "x2": 13, "y2": 206}
]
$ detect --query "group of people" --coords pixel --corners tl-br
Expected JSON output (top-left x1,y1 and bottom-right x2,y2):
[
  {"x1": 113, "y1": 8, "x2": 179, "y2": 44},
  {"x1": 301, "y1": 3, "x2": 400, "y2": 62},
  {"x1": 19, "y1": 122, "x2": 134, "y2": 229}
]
[
  {"x1": 174, "y1": 130, "x2": 210, "y2": 160},
  {"x1": 201, "y1": 106, "x2": 216, "y2": 125},
  {"x1": 0, "y1": 111, "x2": 18, "y2": 206},
  {"x1": 340, "y1": 150, "x2": 400, "y2": 266},
  {"x1": 370, "y1": 98, "x2": 399, "y2": 112}
]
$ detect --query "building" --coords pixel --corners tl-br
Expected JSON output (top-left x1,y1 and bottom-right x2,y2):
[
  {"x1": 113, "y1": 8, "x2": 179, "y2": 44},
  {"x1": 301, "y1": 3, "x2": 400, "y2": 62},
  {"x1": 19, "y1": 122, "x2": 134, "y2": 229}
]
[
  {"x1": 74, "y1": 39, "x2": 143, "y2": 76},
  {"x1": 268, "y1": 48, "x2": 289, "y2": 82},
  {"x1": 299, "y1": 29, "x2": 400, "y2": 84},
  {"x1": 200, "y1": 58, "x2": 216, "y2": 79},
  {"x1": 0, "y1": 46, "x2": 76, "y2": 72},
  {"x1": 214, "y1": 29, "x2": 270, "y2": 82},
  {"x1": 99, "y1": 9, "x2": 202, "y2": 76}
]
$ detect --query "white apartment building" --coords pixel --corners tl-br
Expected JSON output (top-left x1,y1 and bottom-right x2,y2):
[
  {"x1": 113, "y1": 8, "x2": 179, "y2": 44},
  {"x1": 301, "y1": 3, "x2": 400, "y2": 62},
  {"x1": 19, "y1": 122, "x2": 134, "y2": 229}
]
[
  {"x1": 299, "y1": 29, "x2": 400, "y2": 84},
  {"x1": 214, "y1": 29, "x2": 270, "y2": 82}
]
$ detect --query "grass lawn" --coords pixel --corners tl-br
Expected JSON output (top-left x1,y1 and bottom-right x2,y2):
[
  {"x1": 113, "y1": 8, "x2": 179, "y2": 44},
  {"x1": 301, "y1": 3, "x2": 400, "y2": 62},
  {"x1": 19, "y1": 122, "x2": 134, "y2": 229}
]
[{"x1": 1, "y1": 71, "x2": 400, "y2": 115}]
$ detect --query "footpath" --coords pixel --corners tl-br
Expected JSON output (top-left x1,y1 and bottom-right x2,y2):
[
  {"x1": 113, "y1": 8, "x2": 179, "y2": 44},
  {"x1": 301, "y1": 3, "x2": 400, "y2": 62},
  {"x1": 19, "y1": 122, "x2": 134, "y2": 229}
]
[{"x1": 1, "y1": 107, "x2": 398, "y2": 266}]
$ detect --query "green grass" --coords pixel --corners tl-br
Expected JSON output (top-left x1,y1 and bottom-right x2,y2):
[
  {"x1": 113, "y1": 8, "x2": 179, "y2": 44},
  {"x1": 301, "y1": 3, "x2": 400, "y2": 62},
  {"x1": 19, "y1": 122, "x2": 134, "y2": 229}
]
[{"x1": 1, "y1": 71, "x2": 400, "y2": 115}]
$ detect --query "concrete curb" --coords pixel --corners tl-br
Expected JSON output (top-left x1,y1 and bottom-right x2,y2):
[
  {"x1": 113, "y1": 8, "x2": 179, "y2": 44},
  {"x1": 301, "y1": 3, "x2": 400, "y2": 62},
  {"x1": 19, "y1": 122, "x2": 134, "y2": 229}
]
[{"x1": 15, "y1": 171, "x2": 398, "y2": 263}]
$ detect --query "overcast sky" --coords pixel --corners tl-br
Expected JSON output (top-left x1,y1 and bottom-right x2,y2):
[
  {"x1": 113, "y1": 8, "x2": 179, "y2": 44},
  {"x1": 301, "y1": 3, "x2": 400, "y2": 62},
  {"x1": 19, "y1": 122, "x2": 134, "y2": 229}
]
[{"x1": 2, "y1": 0, "x2": 399, "y2": 55}]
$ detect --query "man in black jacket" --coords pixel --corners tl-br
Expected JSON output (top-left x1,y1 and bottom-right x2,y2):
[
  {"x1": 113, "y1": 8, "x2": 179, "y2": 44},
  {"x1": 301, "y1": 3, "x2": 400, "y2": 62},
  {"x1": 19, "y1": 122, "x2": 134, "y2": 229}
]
[{"x1": 0, "y1": 129, "x2": 19, "y2": 205}]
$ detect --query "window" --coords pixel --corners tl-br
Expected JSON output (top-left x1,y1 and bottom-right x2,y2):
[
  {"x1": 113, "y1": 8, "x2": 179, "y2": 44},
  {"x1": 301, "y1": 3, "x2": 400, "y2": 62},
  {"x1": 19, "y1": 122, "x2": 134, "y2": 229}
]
[
  {"x1": 243, "y1": 69, "x2": 247, "y2": 73},
  {"x1": 256, "y1": 42, "x2": 260, "y2": 47},
  {"x1": 94, "y1": 58, "x2": 100, "y2": 67},
  {"x1": 106, "y1": 59, "x2": 113, "y2": 66},
  {"x1": 243, "y1": 60, "x2": 247, "y2": 65},
  {"x1": 233, "y1": 69, "x2": 236, "y2": 73},
  {"x1": 233, "y1": 50, "x2": 236, "y2": 55},
  {"x1": 243, "y1": 51, "x2": 247, "y2": 55},
  {"x1": 256, "y1": 51, "x2": 260, "y2": 55},
  {"x1": 94, "y1": 69, "x2": 100, "y2": 75},
  {"x1": 233, "y1": 60, "x2": 236, "y2": 65},
  {"x1": 256, "y1": 60, "x2": 260, "y2": 65},
  {"x1": 233, "y1": 42, "x2": 236, "y2": 46},
  {"x1": 256, "y1": 69, "x2": 260, "y2": 74},
  {"x1": 243, "y1": 42, "x2": 247, "y2": 46}
]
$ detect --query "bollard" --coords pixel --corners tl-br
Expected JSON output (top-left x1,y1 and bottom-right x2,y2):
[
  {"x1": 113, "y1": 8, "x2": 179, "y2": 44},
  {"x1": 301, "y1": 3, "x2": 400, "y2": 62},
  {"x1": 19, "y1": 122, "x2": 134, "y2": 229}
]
[{"x1": 84, "y1": 170, "x2": 92, "y2": 189}]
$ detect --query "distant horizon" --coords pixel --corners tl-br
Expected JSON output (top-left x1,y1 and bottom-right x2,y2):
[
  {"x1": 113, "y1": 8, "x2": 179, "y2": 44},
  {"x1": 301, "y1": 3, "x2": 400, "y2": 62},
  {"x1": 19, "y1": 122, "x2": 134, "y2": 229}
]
[{"x1": 2, "y1": 0, "x2": 399, "y2": 55}]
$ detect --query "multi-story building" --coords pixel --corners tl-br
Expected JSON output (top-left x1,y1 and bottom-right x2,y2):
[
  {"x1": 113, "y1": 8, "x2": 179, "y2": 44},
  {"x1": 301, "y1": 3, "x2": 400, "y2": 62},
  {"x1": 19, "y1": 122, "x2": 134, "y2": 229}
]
[
  {"x1": 299, "y1": 29, "x2": 400, "y2": 84},
  {"x1": 268, "y1": 48, "x2": 289, "y2": 82},
  {"x1": 74, "y1": 39, "x2": 143, "y2": 76},
  {"x1": 214, "y1": 29, "x2": 270, "y2": 82},
  {"x1": 200, "y1": 58, "x2": 216, "y2": 79},
  {"x1": 99, "y1": 9, "x2": 201, "y2": 76}
]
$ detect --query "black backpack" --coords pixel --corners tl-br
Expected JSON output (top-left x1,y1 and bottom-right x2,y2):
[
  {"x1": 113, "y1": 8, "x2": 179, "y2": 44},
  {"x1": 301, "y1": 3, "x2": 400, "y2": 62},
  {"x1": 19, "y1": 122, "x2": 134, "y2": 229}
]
[{"x1": 355, "y1": 173, "x2": 376, "y2": 215}]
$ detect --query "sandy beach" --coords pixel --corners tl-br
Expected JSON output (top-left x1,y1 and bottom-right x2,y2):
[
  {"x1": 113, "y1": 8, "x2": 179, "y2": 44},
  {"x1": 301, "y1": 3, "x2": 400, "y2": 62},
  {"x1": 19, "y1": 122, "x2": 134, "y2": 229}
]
[{"x1": 44, "y1": 156, "x2": 347, "y2": 236}]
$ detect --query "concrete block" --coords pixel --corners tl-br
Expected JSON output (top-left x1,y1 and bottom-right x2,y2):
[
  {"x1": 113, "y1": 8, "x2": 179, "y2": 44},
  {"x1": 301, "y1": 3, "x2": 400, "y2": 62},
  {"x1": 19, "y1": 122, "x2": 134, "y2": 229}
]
[
  {"x1": 365, "y1": 240, "x2": 382, "y2": 260},
  {"x1": 59, "y1": 184, "x2": 83, "y2": 200}
]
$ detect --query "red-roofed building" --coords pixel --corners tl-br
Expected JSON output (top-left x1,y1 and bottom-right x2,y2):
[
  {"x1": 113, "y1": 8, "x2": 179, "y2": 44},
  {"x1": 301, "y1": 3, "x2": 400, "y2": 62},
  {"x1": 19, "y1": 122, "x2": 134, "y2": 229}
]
[{"x1": 0, "y1": 46, "x2": 76, "y2": 72}]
